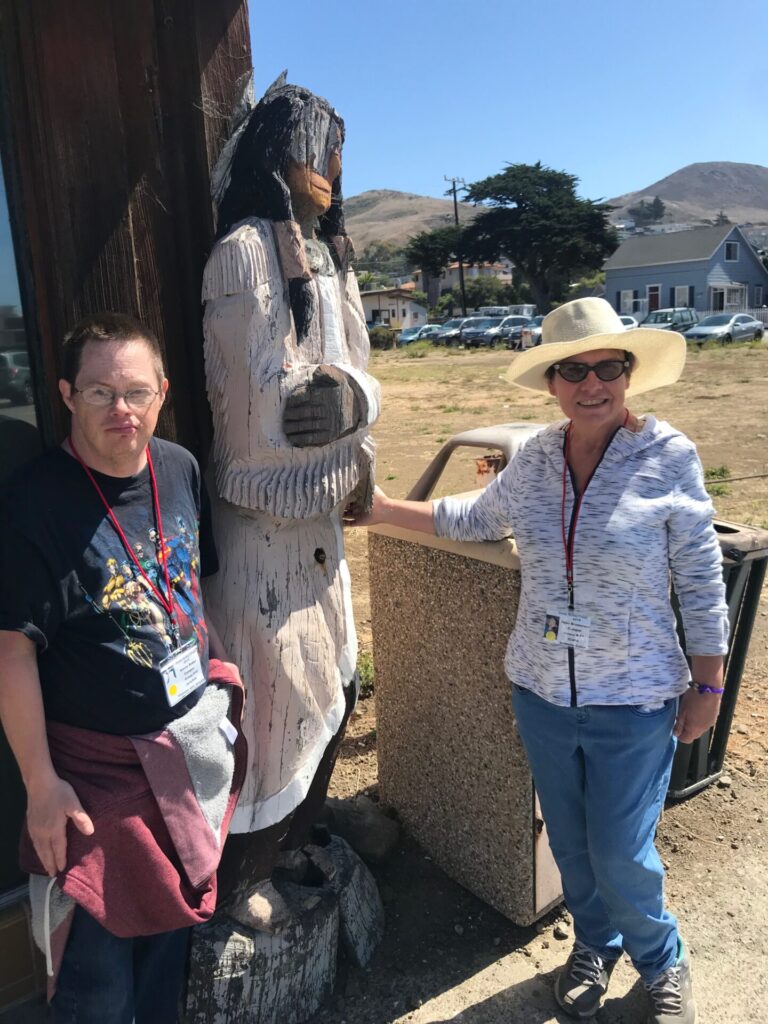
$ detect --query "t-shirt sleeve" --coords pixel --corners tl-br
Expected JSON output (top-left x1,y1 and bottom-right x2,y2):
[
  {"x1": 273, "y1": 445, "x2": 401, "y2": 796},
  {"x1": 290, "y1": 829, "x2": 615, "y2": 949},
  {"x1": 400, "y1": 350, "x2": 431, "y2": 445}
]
[
  {"x1": 0, "y1": 519, "x2": 62, "y2": 651},
  {"x1": 199, "y1": 475, "x2": 219, "y2": 578}
]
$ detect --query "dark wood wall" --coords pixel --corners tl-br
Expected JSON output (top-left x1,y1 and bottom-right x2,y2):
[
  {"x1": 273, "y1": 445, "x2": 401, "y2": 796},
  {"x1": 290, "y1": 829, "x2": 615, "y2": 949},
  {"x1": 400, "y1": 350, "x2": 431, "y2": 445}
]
[
  {"x1": 0, "y1": 0, "x2": 251, "y2": 900},
  {"x1": 0, "y1": 0, "x2": 252, "y2": 457}
]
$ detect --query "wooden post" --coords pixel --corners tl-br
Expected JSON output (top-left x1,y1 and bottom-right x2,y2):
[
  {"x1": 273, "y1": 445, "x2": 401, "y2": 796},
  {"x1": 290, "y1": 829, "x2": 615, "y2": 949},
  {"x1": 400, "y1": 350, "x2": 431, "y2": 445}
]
[{"x1": 0, "y1": 0, "x2": 252, "y2": 456}]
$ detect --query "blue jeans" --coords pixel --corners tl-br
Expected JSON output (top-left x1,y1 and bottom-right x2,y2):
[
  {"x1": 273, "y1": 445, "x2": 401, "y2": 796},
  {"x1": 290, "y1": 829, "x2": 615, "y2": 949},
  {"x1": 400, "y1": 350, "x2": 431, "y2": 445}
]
[
  {"x1": 49, "y1": 904, "x2": 189, "y2": 1023},
  {"x1": 512, "y1": 685, "x2": 679, "y2": 982}
]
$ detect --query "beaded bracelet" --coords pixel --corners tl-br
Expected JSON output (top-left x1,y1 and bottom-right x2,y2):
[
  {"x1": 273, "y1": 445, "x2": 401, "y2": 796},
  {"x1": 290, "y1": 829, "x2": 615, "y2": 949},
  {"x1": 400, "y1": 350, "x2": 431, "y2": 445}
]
[{"x1": 689, "y1": 682, "x2": 724, "y2": 695}]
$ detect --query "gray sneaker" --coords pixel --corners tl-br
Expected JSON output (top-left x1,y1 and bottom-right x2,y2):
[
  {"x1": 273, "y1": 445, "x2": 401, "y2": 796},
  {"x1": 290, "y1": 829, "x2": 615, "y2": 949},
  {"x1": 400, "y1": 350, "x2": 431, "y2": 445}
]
[
  {"x1": 554, "y1": 940, "x2": 620, "y2": 1018},
  {"x1": 644, "y1": 943, "x2": 696, "y2": 1023}
]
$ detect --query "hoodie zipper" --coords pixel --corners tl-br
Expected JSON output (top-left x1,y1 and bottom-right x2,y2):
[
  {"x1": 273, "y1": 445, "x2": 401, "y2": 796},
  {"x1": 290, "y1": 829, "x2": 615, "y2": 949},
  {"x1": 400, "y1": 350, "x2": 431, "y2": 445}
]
[{"x1": 563, "y1": 422, "x2": 624, "y2": 707}]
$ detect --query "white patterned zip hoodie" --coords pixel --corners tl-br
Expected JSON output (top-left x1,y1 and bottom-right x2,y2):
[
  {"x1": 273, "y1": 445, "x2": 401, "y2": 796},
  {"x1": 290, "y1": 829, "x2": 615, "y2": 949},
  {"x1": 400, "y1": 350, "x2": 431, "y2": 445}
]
[{"x1": 433, "y1": 416, "x2": 729, "y2": 707}]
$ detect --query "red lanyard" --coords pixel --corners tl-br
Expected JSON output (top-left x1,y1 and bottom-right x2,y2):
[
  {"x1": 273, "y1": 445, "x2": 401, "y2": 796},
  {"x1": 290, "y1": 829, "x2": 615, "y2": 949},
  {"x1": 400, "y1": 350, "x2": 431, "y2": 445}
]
[
  {"x1": 68, "y1": 438, "x2": 177, "y2": 636},
  {"x1": 561, "y1": 410, "x2": 629, "y2": 608}
]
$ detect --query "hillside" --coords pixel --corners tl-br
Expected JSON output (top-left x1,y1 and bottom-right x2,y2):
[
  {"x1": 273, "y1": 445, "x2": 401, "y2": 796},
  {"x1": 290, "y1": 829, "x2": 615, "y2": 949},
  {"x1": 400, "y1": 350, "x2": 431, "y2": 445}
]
[
  {"x1": 343, "y1": 163, "x2": 768, "y2": 251},
  {"x1": 343, "y1": 189, "x2": 475, "y2": 248},
  {"x1": 608, "y1": 161, "x2": 768, "y2": 225}
]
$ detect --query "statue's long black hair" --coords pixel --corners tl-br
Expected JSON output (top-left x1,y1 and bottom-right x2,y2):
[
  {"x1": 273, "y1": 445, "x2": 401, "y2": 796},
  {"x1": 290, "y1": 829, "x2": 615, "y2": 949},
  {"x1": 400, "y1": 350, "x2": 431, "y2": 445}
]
[{"x1": 216, "y1": 84, "x2": 348, "y2": 341}]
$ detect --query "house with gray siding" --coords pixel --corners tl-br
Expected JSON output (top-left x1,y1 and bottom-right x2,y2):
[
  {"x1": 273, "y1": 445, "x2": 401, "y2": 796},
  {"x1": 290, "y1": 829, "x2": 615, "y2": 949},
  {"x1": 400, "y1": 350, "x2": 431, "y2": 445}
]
[{"x1": 603, "y1": 225, "x2": 768, "y2": 318}]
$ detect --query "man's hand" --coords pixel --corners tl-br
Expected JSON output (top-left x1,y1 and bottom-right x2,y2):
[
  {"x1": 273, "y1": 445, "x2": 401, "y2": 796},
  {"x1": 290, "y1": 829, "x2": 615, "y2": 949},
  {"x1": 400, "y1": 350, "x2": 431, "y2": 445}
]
[
  {"x1": 673, "y1": 688, "x2": 722, "y2": 744},
  {"x1": 26, "y1": 773, "x2": 94, "y2": 876},
  {"x1": 283, "y1": 366, "x2": 366, "y2": 447}
]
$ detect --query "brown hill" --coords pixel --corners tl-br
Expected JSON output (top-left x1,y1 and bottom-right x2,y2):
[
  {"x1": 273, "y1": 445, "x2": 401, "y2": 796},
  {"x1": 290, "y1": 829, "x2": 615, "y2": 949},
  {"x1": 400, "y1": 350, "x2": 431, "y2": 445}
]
[
  {"x1": 345, "y1": 163, "x2": 768, "y2": 251},
  {"x1": 608, "y1": 161, "x2": 768, "y2": 225},
  {"x1": 343, "y1": 189, "x2": 476, "y2": 248}
]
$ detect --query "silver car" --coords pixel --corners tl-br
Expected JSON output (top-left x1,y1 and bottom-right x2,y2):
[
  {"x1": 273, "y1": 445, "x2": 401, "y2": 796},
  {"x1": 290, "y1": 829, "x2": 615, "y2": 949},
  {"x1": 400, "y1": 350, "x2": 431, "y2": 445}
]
[{"x1": 684, "y1": 313, "x2": 764, "y2": 346}]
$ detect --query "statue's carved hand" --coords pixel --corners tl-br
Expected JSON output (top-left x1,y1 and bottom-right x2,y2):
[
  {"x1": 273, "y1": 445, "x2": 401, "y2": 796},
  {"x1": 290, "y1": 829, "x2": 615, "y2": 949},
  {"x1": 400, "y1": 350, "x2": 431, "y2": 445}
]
[{"x1": 283, "y1": 366, "x2": 367, "y2": 447}]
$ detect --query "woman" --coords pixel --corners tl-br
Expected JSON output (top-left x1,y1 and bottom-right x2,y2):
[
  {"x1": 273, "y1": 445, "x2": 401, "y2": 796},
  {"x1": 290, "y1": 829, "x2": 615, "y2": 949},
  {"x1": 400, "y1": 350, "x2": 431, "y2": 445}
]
[{"x1": 350, "y1": 298, "x2": 728, "y2": 1024}]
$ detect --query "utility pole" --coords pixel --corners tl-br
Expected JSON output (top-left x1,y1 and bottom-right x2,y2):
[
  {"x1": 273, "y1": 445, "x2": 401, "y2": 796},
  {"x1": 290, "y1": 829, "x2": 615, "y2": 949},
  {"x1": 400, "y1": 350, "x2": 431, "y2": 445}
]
[{"x1": 444, "y1": 175, "x2": 467, "y2": 316}]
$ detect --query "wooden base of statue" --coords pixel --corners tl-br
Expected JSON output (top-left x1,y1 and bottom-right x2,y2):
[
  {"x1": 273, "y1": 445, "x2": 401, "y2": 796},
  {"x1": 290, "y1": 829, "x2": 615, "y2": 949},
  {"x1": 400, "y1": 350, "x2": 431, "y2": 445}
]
[{"x1": 184, "y1": 835, "x2": 384, "y2": 1024}]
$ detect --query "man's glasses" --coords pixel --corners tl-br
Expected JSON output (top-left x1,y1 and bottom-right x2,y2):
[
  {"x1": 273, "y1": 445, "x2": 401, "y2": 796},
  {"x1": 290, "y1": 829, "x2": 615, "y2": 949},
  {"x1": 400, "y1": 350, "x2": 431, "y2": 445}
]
[
  {"x1": 551, "y1": 360, "x2": 630, "y2": 384},
  {"x1": 74, "y1": 386, "x2": 161, "y2": 408}
]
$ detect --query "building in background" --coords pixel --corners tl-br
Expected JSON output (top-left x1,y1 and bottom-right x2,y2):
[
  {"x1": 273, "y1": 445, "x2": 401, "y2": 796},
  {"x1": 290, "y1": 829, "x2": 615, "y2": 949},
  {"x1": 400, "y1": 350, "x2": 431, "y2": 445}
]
[
  {"x1": 604, "y1": 225, "x2": 768, "y2": 318},
  {"x1": 358, "y1": 287, "x2": 427, "y2": 331}
]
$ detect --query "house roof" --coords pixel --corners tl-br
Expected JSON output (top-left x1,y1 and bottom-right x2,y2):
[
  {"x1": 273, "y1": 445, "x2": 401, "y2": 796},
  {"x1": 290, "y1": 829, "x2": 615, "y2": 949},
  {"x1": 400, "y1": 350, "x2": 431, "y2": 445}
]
[
  {"x1": 604, "y1": 225, "x2": 736, "y2": 270},
  {"x1": 358, "y1": 287, "x2": 419, "y2": 300}
]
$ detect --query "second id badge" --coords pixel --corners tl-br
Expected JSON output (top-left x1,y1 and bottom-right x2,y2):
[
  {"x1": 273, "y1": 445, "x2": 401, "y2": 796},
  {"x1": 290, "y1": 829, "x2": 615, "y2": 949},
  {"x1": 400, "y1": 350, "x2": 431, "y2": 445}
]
[
  {"x1": 160, "y1": 640, "x2": 206, "y2": 706},
  {"x1": 543, "y1": 610, "x2": 591, "y2": 650}
]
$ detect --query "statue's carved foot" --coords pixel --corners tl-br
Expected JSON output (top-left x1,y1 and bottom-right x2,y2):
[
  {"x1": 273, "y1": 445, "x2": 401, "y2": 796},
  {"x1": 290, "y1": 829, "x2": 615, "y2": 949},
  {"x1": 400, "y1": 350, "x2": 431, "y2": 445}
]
[
  {"x1": 227, "y1": 879, "x2": 293, "y2": 934},
  {"x1": 274, "y1": 848, "x2": 310, "y2": 883},
  {"x1": 303, "y1": 843, "x2": 338, "y2": 882}
]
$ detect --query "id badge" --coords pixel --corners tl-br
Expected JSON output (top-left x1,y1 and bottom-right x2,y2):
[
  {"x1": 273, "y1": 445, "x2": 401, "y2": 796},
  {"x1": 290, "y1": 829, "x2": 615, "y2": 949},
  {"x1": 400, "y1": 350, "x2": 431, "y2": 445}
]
[
  {"x1": 160, "y1": 641, "x2": 206, "y2": 707},
  {"x1": 544, "y1": 610, "x2": 591, "y2": 650}
]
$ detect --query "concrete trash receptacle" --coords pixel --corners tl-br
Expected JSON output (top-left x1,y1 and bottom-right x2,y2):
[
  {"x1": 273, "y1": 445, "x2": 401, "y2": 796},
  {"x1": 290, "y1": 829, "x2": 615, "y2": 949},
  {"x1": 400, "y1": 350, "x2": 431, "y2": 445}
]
[{"x1": 368, "y1": 424, "x2": 562, "y2": 926}]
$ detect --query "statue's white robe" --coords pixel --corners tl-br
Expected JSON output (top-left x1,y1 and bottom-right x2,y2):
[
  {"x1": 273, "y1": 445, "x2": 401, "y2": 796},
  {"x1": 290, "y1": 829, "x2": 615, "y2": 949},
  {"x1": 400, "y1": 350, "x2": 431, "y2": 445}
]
[{"x1": 202, "y1": 218, "x2": 379, "y2": 833}]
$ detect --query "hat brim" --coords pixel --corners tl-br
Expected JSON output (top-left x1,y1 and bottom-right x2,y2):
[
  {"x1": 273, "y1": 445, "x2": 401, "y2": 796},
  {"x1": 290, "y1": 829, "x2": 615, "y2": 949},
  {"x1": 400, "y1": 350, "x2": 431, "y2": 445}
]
[{"x1": 505, "y1": 328, "x2": 687, "y2": 397}]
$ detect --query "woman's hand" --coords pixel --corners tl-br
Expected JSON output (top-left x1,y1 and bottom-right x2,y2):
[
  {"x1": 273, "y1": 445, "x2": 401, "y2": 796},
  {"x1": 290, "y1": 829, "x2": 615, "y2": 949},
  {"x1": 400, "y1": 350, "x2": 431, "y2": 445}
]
[
  {"x1": 673, "y1": 688, "x2": 722, "y2": 744},
  {"x1": 343, "y1": 485, "x2": 389, "y2": 528}
]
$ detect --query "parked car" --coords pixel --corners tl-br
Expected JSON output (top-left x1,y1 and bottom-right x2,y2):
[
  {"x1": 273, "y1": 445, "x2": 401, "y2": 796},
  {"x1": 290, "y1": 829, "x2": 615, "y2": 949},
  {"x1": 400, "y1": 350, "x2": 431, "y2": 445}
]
[
  {"x1": 434, "y1": 317, "x2": 471, "y2": 345},
  {"x1": 462, "y1": 316, "x2": 506, "y2": 348},
  {"x1": 416, "y1": 324, "x2": 442, "y2": 342},
  {"x1": 397, "y1": 326, "x2": 423, "y2": 345},
  {"x1": 494, "y1": 315, "x2": 531, "y2": 350},
  {"x1": 684, "y1": 312, "x2": 764, "y2": 346},
  {"x1": 0, "y1": 349, "x2": 33, "y2": 405},
  {"x1": 639, "y1": 308, "x2": 698, "y2": 332},
  {"x1": 519, "y1": 315, "x2": 545, "y2": 349},
  {"x1": 619, "y1": 315, "x2": 639, "y2": 330}
]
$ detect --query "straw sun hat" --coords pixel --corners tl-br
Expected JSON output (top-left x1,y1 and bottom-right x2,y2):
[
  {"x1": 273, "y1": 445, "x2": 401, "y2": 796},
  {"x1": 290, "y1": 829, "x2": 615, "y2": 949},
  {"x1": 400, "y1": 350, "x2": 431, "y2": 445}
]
[{"x1": 505, "y1": 297, "x2": 687, "y2": 397}]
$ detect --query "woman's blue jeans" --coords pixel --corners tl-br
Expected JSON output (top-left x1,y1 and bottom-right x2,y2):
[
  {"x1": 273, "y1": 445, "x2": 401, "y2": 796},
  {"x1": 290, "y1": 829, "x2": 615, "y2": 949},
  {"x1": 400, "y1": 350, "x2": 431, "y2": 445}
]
[
  {"x1": 49, "y1": 904, "x2": 189, "y2": 1023},
  {"x1": 512, "y1": 684, "x2": 679, "y2": 982}
]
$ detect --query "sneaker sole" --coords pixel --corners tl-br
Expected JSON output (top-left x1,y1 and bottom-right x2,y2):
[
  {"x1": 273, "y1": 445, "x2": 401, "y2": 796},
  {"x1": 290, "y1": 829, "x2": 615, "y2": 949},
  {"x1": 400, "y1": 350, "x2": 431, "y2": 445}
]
[{"x1": 554, "y1": 984, "x2": 604, "y2": 1020}]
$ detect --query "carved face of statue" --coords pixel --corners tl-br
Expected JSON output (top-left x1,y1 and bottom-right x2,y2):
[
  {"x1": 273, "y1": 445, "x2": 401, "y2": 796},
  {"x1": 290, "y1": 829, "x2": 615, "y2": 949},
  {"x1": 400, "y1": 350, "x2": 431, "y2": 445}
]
[{"x1": 286, "y1": 150, "x2": 341, "y2": 220}]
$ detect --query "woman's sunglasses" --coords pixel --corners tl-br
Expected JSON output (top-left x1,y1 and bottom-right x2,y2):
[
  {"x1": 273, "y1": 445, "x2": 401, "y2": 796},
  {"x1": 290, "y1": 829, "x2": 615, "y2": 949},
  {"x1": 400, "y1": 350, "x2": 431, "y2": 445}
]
[{"x1": 552, "y1": 359, "x2": 630, "y2": 384}]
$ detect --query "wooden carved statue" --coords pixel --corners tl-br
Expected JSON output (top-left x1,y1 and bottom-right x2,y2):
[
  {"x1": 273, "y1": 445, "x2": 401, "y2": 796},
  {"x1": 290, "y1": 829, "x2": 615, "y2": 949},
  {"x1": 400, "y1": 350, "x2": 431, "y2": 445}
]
[{"x1": 201, "y1": 75, "x2": 380, "y2": 902}]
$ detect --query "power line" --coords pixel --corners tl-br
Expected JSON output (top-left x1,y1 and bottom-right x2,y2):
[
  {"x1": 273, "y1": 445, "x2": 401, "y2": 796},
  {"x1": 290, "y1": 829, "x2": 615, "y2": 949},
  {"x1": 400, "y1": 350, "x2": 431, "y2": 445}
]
[{"x1": 444, "y1": 176, "x2": 467, "y2": 316}]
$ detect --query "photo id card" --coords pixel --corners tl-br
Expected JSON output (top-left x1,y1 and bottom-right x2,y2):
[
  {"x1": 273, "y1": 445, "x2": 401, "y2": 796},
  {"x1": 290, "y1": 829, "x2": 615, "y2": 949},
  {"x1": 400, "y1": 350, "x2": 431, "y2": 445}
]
[
  {"x1": 544, "y1": 610, "x2": 591, "y2": 649},
  {"x1": 160, "y1": 641, "x2": 205, "y2": 707}
]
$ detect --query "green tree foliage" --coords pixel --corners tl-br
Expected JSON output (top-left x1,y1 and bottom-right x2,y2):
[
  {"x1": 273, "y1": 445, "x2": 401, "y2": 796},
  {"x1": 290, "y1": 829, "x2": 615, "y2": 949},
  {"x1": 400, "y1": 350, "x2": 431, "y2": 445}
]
[
  {"x1": 404, "y1": 225, "x2": 463, "y2": 276},
  {"x1": 627, "y1": 195, "x2": 666, "y2": 226},
  {"x1": 435, "y1": 277, "x2": 529, "y2": 316},
  {"x1": 569, "y1": 270, "x2": 606, "y2": 299},
  {"x1": 368, "y1": 326, "x2": 396, "y2": 350},
  {"x1": 463, "y1": 276, "x2": 513, "y2": 308},
  {"x1": 462, "y1": 162, "x2": 617, "y2": 312},
  {"x1": 714, "y1": 209, "x2": 731, "y2": 226},
  {"x1": 353, "y1": 241, "x2": 409, "y2": 288}
]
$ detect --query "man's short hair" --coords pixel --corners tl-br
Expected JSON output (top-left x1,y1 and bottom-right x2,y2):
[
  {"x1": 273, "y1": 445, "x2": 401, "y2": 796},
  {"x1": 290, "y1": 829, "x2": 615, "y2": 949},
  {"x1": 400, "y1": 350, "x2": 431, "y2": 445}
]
[{"x1": 62, "y1": 313, "x2": 165, "y2": 385}]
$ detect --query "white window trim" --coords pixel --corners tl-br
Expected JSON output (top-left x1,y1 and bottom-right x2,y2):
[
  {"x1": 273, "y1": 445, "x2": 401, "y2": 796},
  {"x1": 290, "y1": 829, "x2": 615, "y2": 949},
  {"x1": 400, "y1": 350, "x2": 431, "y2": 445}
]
[
  {"x1": 620, "y1": 289, "x2": 634, "y2": 314},
  {"x1": 725, "y1": 241, "x2": 739, "y2": 262},
  {"x1": 674, "y1": 285, "x2": 689, "y2": 306},
  {"x1": 755, "y1": 285, "x2": 764, "y2": 306}
]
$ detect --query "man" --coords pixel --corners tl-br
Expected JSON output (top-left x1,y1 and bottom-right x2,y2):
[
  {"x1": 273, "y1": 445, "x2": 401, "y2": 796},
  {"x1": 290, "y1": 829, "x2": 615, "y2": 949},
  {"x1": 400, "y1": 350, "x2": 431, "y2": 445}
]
[{"x1": 0, "y1": 313, "x2": 245, "y2": 1023}]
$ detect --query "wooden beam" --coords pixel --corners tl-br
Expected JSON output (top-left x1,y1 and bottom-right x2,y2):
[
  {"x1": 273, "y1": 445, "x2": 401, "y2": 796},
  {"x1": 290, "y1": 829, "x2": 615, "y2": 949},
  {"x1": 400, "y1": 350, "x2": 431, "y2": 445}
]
[{"x1": 0, "y1": 0, "x2": 251, "y2": 455}]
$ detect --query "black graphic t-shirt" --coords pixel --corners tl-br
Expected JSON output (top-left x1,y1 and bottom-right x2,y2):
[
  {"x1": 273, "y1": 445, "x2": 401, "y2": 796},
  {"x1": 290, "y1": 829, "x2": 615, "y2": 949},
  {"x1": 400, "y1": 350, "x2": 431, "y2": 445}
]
[{"x1": 0, "y1": 438, "x2": 218, "y2": 734}]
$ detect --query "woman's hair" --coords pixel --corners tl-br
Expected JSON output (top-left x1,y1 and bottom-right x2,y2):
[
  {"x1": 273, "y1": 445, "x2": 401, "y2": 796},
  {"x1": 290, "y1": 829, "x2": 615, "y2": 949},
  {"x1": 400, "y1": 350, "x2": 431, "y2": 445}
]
[
  {"x1": 216, "y1": 84, "x2": 348, "y2": 342},
  {"x1": 545, "y1": 350, "x2": 636, "y2": 381}
]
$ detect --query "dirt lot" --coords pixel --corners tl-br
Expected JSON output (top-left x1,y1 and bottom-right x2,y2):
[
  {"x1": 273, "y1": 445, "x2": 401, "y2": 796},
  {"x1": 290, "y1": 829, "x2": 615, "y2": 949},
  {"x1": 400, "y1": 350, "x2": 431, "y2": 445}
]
[{"x1": 324, "y1": 343, "x2": 768, "y2": 1024}]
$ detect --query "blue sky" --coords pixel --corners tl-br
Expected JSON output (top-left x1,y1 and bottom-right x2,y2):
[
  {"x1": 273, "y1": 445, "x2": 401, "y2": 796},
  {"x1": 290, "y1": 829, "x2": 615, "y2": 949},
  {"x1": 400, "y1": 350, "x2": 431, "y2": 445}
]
[{"x1": 249, "y1": 0, "x2": 764, "y2": 203}]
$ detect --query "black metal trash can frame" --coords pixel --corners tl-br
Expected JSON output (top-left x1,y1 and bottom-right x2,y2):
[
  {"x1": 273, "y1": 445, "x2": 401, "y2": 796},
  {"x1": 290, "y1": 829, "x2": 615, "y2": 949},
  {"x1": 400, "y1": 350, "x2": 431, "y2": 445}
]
[{"x1": 668, "y1": 520, "x2": 768, "y2": 799}]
